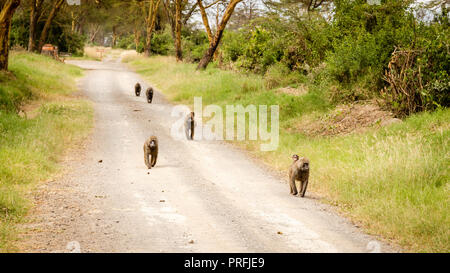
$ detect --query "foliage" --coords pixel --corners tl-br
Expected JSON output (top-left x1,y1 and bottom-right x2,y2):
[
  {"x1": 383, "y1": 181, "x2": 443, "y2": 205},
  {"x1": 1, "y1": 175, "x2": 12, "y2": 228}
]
[
  {"x1": 150, "y1": 29, "x2": 174, "y2": 55},
  {"x1": 9, "y1": 7, "x2": 85, "y2": 54},
  {"x1": 220, "y1": 0, "x2": 449, "y2": 114},
  {"x1": 182, "y1": 29, "x2": 209, "y2": 62}
]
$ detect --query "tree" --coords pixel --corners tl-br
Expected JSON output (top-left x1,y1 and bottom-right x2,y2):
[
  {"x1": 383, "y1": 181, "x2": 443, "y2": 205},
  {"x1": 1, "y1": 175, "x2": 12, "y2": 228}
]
[
  {"x1": 175, "y1": 0, "x2": 182, "y2": 60},
  {"x1": 197, "y1": 0, "x2": 242, "y2": 69},
  {"x1": 163, "y1": 0, "x2": 198, "y2": 38},
  {"x1": 227, "y1": 0, "x2": 260, "y2": 30},
  {"x1": 162, "y1": 0, "x2": 198, "y2": 61},
  {"x1": 197, "y1": 0, "x2": 214, "y2": 45},
  {"x1": 0, "y1": 0, "x2": 21, "y2": 71},
  {"x1": 144, "y1": 0, "x2": 162, "y2": 56},
  {"x1": 131, "y1": 0, "x2": 145, "y2": 50},
  {"x1": 28, "y1": 0, "x2": 44, "y2": 52},
  {"x1": 37, "y1": 0, "x2": 65, "y2": 52}
]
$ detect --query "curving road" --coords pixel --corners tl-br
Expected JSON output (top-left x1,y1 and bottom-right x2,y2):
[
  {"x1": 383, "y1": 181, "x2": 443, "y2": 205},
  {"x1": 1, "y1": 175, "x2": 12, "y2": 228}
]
[{"x1": 21, "y1": 57, "x2": 393, "y2": 253}]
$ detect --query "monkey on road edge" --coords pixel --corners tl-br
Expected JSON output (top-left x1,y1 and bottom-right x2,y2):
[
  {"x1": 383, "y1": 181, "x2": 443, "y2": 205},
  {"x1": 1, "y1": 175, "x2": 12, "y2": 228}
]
[
  {"x1": 143, "y1": 136, "x2": 158, "y2": 169},
  {"x1": 146, "y1": 87, "x2": 154, "y2": 103},
  {"x1": 288, "y1": 154, "x2": 310, "y2": 197},
  {"x1": 185, "y1": 112, "x2": 195, "y2": 140},
  {"x1": 135, "y1": 83, "x2": 141, "y2": 97}
]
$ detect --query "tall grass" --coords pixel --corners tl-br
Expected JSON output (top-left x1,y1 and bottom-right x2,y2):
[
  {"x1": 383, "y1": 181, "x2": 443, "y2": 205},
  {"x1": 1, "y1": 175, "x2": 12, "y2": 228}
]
[
  {"x1": 126, "y1": 55, "x2": 449, "y2": 252},
  {"x1": 0, "y1": 52, "x2": 93, "y2": 252}
]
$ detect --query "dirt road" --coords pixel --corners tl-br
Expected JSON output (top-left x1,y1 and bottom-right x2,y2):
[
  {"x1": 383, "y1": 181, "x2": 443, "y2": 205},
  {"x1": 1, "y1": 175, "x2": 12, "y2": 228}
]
[{"x1": 20, "y1": 58, "x2": 393, "y2": 253}]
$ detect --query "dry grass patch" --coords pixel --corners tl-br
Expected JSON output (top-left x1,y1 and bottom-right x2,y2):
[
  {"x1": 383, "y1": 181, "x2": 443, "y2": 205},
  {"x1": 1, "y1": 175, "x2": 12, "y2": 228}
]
[{"x1": 296, "y1": 101, "x2": 401, "y2": 136}]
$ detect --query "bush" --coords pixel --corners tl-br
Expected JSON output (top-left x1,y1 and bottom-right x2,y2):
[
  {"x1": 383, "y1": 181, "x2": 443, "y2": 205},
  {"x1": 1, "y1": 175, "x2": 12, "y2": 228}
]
[
  {"x1": 182, "y1": 30, "x2": 209, "y2": 62},
  {"x1": 10, "y1": 16, "x2": 29, "y2": 49},
  {"x1": 325, "y1": 30, "x2": 383, "y2": 100},
  {"x1": 58, "y1": 31, "x2": 85, "y2": 54},
  {"x1": 281, "y1": 15, "x2": 332, "y2": 72},
  {"x1": 116, "y1": 28, "x2": 173, "y2": 55},
  {"x1": 222, "y1": 31, "x2": 246, "y2": 63},
  {"x1": 117, "y1": 34, "x2": 135, "y2": 50},
  {"x1": 381, "y1": 21, "x2": 450, "y2": 116},
  {"x1": 151, "y1": 29, "x2": 173, "y2": 55},
  {"x1": 235, "y1": 27, "x2": 284, "y2": 74},
  {"x1": 415, "y1": 22, "x2": 450, "y2": 109}
]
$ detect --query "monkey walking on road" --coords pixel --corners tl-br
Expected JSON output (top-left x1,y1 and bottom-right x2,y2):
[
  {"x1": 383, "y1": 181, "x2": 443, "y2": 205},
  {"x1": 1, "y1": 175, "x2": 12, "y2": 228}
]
[
  {"x1": 184, "y1": 112, "x2": 195, "y2": 140},
  {"x1": 288, "y1": 154, "x2": 310, "y2": 197},
  {"x1": 135, "y1": 83, "x2": 141, "y2": 96},
  {"x1": 143, "y1": 136, "x2": 158, "y2": 169},
  {"x1": 146, "y1": 87, "x2": 154, "y2": 103}
]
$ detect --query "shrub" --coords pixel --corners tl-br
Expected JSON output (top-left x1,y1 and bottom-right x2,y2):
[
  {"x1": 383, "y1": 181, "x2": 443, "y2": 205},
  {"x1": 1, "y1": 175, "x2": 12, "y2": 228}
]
[
  {"x1": 235, "y1": 27, "x2": 284, "y2": 74},
  {"x1": 382, "y1": 22, "x2": 450, "y2": 116},
  {"x1": 222, "y1": 31, "x2": 246, "y2": 63},
  {"x1": 182, "y1": 30, "x2": 209, "y2": 62},
  {"x1": 151, "y1": 29, "x2": 173, "y2": 55}
]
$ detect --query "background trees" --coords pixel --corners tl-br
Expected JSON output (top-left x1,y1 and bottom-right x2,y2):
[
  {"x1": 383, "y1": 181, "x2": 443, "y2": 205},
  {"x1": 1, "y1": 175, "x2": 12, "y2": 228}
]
[{"x1": 2, "y1": 0, "x2": 448, "y2": 114}]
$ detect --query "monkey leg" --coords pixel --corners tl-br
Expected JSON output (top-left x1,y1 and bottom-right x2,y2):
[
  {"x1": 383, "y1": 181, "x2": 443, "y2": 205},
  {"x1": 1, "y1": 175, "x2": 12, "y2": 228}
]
[
  {"x1": 144, "y1": 147, "x2": 151, "y2": 169},
  {"x1": 151, "y1": 153, "x2": 157, "y2": 167},
  {"x1": 185, "y1": 126, "x2": 191, "y2": 140},
  {"x1": 190, "y1": 126, "x2": 194, "y2": 140},
  {"x1": 300, "y1": 179, "x2": 309, "y2": 197},
  {"x1": 289, "y1": 177, "x2": 298, "y2": 195}
]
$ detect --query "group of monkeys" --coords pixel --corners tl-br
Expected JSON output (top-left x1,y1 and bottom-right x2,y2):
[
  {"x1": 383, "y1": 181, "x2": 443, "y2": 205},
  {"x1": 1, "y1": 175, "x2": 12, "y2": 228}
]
[
  {"x1": 136, "y1": 82, "x2": 311, "y2": 197},
  {"x1": 136, "y1": 83, "x2": 196, "y2": 171}
]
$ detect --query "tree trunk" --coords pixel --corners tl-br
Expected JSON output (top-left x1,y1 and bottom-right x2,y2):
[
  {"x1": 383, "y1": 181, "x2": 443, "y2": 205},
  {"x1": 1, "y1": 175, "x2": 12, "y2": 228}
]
[
  {"x1": 182, "y1": 2, "x2": 198, "y2": 25},
  {"x1": 71, "y1": 11, "x2": 77, "y2": 33},
  {"x1": 144, "y1": 0, "x2": 161, "y2": 57},
  {"x1": 0, "y1": 0, "x2": 21, "y2": 71},
  {"x1": 28, "y1": 0, "x2": 43, "y2": 52},
  {"x1": 133, "y1": 26, "x2": 141, "y2": 51},
  {"x1": 197, "y1": 0, "x2": 213, "y2": 45},
  {"x1": 162, "y1": 0, "x2": 176, "y2": 40},
  {"x1": 38, "y1": 0, "x2": 64, "y2": 52},
  {"x1": 144, "y1": 3, "x2": 153, "y2": 57},
  {"x1": 89, "y1": 24, "x2": 100, "y2": 44},
  {"x1": 197, "y1": 0, "x2": 242, "y2": 70},
  {"x1": 175, "y1": 0, "x2": 182, "y2": 61},
  {"x1": 112, "y1": 25, "x2": 117, "y2": 47}
]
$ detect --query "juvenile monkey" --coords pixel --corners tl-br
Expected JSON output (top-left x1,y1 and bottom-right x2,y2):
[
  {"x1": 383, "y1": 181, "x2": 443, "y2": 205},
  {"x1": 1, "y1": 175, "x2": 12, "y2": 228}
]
[
  {"x1": 135, "y1": 83, "x2": 141, "y2": 97},
  {"x1": 288, "y1": 154, "x2": 310, "y2": 197},
  {"x1": 143, "y1": 136, "x2": 158, "y2": 169},
  {"x1": 146, "y1": 87, "x2": 154, "y2": 103},
  {"x1": 184, "y1": 112, "x2": 195, "y2": 140}
]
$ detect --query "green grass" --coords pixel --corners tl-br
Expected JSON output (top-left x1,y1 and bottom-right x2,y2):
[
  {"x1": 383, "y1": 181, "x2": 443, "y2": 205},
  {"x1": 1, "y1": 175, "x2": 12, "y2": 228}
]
[
  {"x1": 126, "y1": 55, "x2": 449, "y2": 253},
  {"x1": 0, "y1": 52, "x2": 83, "y2": 112},
  {"x1": 0, "y1": 52, "x2": 93, "y2": 252}
]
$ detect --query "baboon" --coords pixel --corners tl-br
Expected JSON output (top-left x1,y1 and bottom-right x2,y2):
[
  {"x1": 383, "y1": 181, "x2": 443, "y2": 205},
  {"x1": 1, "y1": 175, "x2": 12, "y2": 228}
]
[
  {"x1": 143, "y1": 136, "x2": 158, "y2": 169},
  {"x1": 288, "y1": 154, "x2": 310, "y2": 197},
  {"x1": 184, "y1": 112, "x2": 195, "y2": 140},
  {"x1": 135, "y1": 83, "x2": 141, "y2": 97},
  {"x1": 146, "y1": 87, "x2": 154, "y2": 103}
]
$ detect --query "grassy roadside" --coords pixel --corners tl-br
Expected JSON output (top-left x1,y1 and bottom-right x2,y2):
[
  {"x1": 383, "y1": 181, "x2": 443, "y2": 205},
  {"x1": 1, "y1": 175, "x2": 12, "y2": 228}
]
[
  {"x1": 125, "y1": 55, "x2": 449, "y2": 253},
  {"x1": 0, "y1": 52, "x2": 93, "y2": 252}
]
